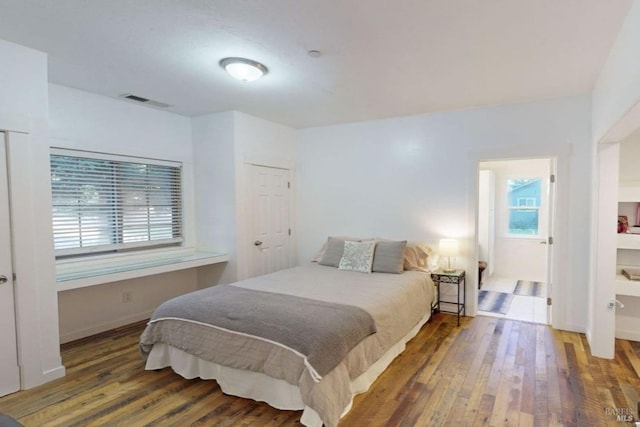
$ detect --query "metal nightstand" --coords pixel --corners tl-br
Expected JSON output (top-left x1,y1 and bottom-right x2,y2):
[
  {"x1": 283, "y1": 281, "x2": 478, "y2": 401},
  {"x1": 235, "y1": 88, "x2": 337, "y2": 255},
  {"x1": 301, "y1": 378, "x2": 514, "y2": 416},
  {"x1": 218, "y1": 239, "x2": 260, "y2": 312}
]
[{"x1": 431, "y1": 269, "x2": 466, "y2": 326}]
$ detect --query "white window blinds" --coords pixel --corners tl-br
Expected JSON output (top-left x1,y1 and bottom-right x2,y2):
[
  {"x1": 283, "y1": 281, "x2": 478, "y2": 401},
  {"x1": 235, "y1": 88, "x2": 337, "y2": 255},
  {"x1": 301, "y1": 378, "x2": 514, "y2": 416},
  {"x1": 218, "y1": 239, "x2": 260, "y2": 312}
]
[{"x1": 50, "y1": 150, "x2": 183, "y2": 257}]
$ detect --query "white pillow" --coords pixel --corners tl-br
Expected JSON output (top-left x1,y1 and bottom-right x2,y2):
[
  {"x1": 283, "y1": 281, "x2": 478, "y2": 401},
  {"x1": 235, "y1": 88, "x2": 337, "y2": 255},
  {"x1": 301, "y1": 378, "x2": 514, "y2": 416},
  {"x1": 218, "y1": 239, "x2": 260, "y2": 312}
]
[
  {"x1": 338, "y1": 241, "x2": 377, "y2": 273},
  {"x1": 403, "y1": 241, "x2": 432, "y2": 271}
]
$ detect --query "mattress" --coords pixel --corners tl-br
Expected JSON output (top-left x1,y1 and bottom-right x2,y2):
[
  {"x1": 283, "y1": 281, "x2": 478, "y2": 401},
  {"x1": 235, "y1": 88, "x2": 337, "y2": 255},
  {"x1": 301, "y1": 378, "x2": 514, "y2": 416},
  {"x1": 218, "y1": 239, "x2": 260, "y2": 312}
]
[{"x1": 142, "y1": 263, "x2": 435, "y2": 426}]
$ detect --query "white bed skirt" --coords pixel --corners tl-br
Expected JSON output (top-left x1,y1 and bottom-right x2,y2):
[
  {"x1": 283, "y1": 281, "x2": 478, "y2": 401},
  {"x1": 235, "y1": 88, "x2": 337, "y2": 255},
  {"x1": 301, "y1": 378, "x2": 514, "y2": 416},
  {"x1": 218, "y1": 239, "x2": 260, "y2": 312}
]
[{"x1": 145, "y1": 312, "x2": 431, "y2": 426}]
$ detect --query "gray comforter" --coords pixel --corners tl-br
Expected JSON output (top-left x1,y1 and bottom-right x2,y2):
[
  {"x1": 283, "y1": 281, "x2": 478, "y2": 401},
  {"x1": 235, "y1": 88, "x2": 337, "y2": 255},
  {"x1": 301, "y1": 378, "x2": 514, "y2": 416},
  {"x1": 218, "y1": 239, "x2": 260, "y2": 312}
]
[
  {"x1": 141, "y1": 264, "x2": 434, "y2": 427},
  {"x1": 139, "y1": 284, "x2": 377, "y2": 381}
]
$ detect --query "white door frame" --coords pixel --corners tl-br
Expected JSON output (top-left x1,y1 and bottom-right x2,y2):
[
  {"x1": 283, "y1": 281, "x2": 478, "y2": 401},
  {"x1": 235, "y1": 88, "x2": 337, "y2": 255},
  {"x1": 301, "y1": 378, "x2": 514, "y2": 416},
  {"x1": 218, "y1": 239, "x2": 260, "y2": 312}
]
[
  {"x1": 590, "y1": 143, "x2": 619, "y2": 358},
  {"x1": 468, "y1": 143, "x2": 571, "y2": 331},
  {"x1": 476, "y1": 158, "x2": 554, "y2": 322},
  {"x1": 477, "y1": 170, "x2": 496, "y2": 278},
  {"x1": 481, "y1": 159, "x2": 551, "y2": 283},
  {"x1": 546, "y1": 158, "x2": 557, "y2": 324}
]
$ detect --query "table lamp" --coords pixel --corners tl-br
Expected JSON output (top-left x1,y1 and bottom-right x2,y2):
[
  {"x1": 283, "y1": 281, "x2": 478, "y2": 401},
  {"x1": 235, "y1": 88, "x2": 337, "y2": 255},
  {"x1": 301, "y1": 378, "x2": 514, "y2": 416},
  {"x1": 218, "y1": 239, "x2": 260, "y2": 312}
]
[{"x1": 439, "y1": 238, "x2": 459, "y2": 273}]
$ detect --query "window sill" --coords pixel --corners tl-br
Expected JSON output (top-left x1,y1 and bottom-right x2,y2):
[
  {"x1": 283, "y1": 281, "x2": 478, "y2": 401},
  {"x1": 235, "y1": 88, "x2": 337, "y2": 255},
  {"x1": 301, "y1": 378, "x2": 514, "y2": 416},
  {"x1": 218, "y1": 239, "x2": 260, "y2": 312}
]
[{"x1": 56, "y1": 249, "x2": 229, "y2": 292}]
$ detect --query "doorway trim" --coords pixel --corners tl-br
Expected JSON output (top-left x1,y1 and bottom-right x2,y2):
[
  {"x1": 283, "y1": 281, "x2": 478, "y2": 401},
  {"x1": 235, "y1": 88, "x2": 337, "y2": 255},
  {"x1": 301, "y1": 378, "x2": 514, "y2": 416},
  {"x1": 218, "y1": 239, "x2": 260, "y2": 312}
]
[
  {"x1": 590, "y1": 98, "x2": 640, "y2": 358},
  {"x1": 467, "y1": 143, "x2": 571, "y2": 331}
]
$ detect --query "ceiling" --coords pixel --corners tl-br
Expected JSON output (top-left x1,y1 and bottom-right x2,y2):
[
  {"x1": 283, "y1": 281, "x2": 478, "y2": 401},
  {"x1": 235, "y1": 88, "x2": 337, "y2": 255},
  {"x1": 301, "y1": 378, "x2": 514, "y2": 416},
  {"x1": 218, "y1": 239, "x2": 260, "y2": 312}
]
[{"x1": 0, "y1": 0, "x2": 633, "y2": 128}]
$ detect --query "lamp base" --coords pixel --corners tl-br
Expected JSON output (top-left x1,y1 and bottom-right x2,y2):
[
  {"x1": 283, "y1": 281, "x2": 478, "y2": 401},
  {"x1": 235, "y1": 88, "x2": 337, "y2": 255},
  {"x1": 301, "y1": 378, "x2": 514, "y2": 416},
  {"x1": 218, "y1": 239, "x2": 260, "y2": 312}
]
[{"x1": 442, "y1": 268, "x2": 456, "y2": 273}]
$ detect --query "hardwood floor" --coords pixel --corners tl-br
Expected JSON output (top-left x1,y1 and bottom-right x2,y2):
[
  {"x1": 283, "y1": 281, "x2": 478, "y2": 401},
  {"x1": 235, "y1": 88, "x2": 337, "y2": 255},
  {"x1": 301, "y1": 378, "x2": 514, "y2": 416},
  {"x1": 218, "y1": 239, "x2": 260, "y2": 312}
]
[{"x1": 1, "y1": 314, "x2": 639, "y2": 426}]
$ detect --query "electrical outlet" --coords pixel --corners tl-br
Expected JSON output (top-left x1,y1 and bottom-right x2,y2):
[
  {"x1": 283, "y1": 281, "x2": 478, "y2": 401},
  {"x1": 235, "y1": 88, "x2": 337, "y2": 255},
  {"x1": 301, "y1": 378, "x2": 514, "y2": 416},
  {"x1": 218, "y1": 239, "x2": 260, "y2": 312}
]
[{"x1": 122, "y1": 291, "x2": 132, "y2": 303}]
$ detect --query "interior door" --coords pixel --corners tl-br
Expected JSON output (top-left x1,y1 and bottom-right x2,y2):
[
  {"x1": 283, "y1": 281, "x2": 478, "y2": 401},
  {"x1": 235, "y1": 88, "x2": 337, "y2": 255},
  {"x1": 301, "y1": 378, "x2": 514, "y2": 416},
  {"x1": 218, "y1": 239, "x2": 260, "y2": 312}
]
[
  {"x1": 250, "y1": 165, "x2": 291, "y2": 278},
  {"x1": 492, "y1": 160, "x2": 550, "y2": 282},
  {"x1": 0, "y1": 132, "x2": 20, "y2": 396}
]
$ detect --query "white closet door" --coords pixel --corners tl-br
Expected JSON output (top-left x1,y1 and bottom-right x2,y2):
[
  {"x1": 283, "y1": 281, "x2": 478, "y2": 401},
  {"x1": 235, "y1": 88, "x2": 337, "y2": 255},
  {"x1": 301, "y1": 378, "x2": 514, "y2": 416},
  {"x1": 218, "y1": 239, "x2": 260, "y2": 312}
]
[
  {"x1": 0, "y1": 132, "x2": 20, "y2": 396},
  {"x1": 249, "y1": 165, "x2": 292, "y2": 278}
]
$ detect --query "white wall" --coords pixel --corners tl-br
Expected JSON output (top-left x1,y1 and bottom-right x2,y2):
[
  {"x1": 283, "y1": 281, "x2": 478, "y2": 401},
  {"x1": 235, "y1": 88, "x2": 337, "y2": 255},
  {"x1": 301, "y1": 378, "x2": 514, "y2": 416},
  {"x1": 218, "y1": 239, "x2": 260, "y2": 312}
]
[
  {"x1": 49, "y1": 84, "x2": 194, "y2": 160},
  {"x1": 590, "y1": 0, "x2": 640, "y2": 358},
  {"x1": 58, "y1": 270, "x2": 198, "y2": 342},
  {"x1": 192, "y1": 111, "x2": 238, "y2": 284},
  {"x1": 48, "y1": 84, "x2": 201, "y2": 343},
  {"x1": 192, "y1": 111, "x2": 296, "y2": 284},
  {"x1": 592, "y1": 0, "x2": 640, "y2": 143},
  {"x1": 297, "y1": 96, "x2": 592, "y2": 332},
  {"x1": 0, "y1": 39, "x2": 64, "y2": 388}
]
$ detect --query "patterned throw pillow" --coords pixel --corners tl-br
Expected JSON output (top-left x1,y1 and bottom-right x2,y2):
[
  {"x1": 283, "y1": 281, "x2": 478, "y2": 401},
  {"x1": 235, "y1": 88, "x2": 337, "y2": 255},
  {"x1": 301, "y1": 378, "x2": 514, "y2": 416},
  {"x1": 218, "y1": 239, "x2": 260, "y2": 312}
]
[{"x1": 338, "y1": 241, "x2": 377, "y2": 273}]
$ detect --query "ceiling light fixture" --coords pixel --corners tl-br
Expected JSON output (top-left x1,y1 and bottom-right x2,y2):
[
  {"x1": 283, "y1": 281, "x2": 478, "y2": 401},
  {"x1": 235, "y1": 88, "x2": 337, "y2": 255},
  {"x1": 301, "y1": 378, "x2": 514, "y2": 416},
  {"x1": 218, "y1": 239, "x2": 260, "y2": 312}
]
[{"x1": 219, "y1": 57, "x2": 268, "y2": 82}]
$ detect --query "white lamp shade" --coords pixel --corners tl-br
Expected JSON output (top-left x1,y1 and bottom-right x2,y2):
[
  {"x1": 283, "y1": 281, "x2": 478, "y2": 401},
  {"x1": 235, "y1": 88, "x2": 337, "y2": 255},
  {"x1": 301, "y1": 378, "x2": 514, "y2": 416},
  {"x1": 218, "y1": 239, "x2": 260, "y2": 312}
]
[{"x1": 438, "y1": 239, "x2": 459, "y2": 257}]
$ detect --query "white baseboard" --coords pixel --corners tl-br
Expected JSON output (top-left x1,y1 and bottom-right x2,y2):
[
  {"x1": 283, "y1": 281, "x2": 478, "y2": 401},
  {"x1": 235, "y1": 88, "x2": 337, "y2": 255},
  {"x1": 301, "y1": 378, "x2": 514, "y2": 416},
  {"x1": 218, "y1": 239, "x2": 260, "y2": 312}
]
[
  {"x1": 21, "y1": 365, "x2": 66, "y2": 389},
  {"x1": 615, "y1": 328, "x2": 640, "y2": 342},
  {"x1": 60, "y1": 310, "x2": 153, "y2": 344},
  {"x1": 40, "y1": 365, "x2": 66, "y2": 385},
  {"x1": 585, "y1": 327, "x2": 592, "y2": 344},
  {"x1": 553, "y1": 322, "x2": 586, "y2": 334}
]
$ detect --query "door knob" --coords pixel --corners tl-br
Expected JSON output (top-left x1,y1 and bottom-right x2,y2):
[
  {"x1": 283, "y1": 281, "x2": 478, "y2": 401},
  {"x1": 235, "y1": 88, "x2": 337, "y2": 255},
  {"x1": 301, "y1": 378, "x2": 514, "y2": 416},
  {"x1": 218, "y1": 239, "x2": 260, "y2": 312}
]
[
  {"x1": 0, "y1": 275, "x2": 7, "y2": 284},
  {"x1": 254, "y1": 240, "x2": 263, "y2": 246}
]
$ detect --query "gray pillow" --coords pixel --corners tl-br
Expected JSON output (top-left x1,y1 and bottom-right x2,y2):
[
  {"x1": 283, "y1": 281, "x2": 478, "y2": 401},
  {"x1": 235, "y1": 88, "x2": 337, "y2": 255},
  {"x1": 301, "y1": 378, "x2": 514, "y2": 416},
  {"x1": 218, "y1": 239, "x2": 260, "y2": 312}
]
[
  {"x1": 318, "y1": 237, "x2": 349, "y2": 267},
  {"x1": 372, "y1": 240, "x2": 407, "y2": 274}
]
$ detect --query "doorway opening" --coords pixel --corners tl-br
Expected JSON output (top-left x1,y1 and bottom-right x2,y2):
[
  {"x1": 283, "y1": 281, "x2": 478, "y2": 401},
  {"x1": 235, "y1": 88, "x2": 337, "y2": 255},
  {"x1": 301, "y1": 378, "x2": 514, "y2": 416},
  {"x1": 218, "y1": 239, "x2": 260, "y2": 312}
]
[{"x1": 477, "y1": 158, "x2": 554, "y2": 324}]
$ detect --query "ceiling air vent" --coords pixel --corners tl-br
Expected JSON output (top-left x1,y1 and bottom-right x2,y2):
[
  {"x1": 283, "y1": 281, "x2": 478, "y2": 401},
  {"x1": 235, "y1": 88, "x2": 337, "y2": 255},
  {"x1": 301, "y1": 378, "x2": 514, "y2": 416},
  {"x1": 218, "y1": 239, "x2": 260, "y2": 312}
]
[{"x1": 119, "y1": 93, "x2": 171, "y2": 108}]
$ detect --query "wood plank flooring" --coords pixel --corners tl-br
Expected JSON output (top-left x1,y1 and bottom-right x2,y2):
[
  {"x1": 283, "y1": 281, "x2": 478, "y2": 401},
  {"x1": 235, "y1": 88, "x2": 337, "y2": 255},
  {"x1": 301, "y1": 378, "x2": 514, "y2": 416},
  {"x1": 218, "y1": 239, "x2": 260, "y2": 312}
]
[{"x1": 0, "y1": 314, "x2": 639, "y2": 426}]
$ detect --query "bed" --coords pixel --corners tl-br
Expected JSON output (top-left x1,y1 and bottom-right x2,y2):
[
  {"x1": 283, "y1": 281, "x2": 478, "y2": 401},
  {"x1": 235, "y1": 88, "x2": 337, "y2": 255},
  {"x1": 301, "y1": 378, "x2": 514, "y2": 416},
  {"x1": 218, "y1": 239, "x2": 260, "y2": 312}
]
[{"x1": 140, "y1": 239, "x2": 435, "y2": 427}]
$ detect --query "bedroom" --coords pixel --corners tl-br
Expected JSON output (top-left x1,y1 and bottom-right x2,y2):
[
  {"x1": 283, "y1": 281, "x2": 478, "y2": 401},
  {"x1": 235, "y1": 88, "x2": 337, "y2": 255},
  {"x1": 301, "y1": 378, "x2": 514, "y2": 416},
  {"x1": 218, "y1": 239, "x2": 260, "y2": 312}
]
[{"x1": 0, "y1": 0, "x2": 639, "y2": 425}]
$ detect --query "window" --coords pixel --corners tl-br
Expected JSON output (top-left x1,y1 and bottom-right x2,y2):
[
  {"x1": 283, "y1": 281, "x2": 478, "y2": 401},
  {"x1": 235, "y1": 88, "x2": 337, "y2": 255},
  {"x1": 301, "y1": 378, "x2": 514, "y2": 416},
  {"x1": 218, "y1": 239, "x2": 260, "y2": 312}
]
[
  {"x1": 50, "y1": 149, "x2": 183, "y2": 257},
  {"x1": 516, "y1": 197, "x2": 536, "y2": 207},
  {"x1": 507, "y1": 178, "x2": 541, "y2": 236}
]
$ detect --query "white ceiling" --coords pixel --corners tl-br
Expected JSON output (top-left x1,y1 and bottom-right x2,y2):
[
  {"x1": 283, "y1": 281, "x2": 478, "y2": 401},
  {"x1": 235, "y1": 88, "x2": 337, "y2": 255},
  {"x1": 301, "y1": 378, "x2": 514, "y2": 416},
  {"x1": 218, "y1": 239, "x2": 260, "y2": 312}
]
[{"x1": 0, "y1": 0, "x2": 633, "y2": 128}]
